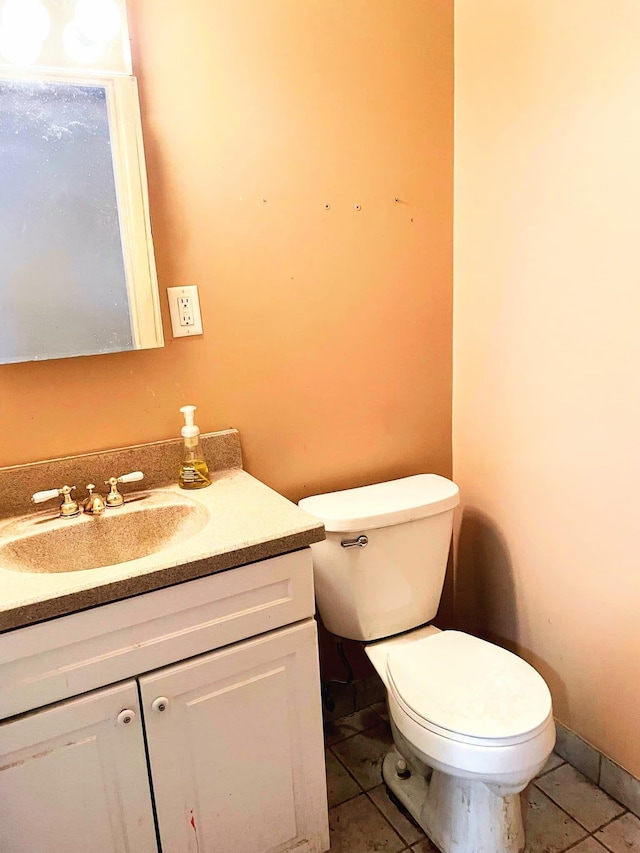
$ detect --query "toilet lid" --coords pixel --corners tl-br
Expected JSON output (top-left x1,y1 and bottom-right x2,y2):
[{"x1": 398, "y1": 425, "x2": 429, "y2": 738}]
[{"x1": 386, "y1": 631, "x2": 552, "y2": 741}]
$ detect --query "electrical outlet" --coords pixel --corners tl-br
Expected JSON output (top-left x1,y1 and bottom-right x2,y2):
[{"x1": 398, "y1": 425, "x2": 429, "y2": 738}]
[
  {"x1": 167, "y1": 285, "x2": 203, "y2": 337},
  {"x1": 178, "y1": 297, "x2": 194, "y2": 326}
]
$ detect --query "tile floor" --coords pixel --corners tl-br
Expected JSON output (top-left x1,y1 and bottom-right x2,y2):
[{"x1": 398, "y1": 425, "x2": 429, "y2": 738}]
[{"x1": 324, "y1": 703, "x2": 640, "y2": 853}]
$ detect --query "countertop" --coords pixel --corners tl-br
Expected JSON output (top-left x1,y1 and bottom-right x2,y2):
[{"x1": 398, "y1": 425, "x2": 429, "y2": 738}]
[{"x1": 0, "y1": 468, "x2": 325, "y2": 632}]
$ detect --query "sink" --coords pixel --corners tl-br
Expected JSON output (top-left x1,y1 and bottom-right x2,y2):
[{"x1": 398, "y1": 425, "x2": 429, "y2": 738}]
[{"x1": 0, "y1": 490, "x2": 210, "y2": 574}]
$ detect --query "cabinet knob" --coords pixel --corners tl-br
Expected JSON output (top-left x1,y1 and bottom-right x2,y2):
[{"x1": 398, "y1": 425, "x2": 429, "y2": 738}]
[
  {"x1": 152, "y1": 696, "x2": 169, "y2": 713},
  {"x1": 117, "y1": 709, "x2": 136, "y2": 726}
]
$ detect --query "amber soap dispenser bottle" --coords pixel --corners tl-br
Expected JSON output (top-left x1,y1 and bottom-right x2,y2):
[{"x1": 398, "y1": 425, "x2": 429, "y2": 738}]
[{"x1": 178, "y1": 405, "x2": 211, "y2": 489}]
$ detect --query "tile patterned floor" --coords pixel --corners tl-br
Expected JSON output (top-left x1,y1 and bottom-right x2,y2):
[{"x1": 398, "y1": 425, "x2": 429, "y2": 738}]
[{"x1": 324, "y1": 704, "x2": 640, "y2": 853}]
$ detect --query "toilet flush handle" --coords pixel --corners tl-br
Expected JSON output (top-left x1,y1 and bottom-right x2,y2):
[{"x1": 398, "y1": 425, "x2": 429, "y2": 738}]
[{"x1": 340, "y1": 535, "x2": 368, "y2": 548}]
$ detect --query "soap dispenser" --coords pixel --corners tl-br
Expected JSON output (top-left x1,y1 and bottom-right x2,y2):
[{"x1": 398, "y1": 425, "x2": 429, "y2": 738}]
[{"x1": 178, "y1": 405, "x2": 211, "y2": 489}]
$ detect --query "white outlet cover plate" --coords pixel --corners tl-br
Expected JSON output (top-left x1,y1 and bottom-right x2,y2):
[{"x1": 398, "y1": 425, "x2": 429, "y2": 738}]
[{"x1": 167, "y1": 285, "x2": 204, "y2": 337}]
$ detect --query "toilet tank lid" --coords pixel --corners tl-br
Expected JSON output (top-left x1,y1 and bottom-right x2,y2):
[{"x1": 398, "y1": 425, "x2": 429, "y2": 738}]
[{"x1": 298, "y1": 474, "x2": 459, "y2": 532}]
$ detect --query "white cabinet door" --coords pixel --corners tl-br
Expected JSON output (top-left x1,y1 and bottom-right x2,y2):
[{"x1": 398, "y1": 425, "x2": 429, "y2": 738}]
[
  {"x1": 140, "y1": 619, "x2": 329, "y2": 853},
  {"x1": 0, "y1": 680, "x2": 157, "y2": 853}
]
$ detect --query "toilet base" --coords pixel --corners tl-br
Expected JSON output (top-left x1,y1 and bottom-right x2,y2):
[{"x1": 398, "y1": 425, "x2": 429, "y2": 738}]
[{"x1": 382, "y1": 748, "x2": 525, "y2": 853}]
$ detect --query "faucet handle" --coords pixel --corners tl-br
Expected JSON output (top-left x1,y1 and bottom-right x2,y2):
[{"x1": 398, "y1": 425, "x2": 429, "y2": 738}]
[
  {"x1": 32, "y1": 485, "x2": 80, "y2": 518},
  {"x1": 104, "y1": 471, "x2": 144, "y2": 507},
  {"x1": 32, "y1": 487, "x2": 64, "y2": 504},
  {"x1": 116, "y1": 471, "x2": 144, "y2": 485}
]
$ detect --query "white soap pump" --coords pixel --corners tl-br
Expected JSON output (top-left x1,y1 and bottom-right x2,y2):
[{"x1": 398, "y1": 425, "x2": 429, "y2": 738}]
[{"x1": 178, "y1": 405, "x2": 211, "y2": 489}]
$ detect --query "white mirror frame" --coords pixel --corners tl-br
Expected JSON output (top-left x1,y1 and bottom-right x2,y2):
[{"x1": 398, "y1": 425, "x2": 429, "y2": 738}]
[{"x1": 105, "y1": 73, "x2": 163, "y2": 350}]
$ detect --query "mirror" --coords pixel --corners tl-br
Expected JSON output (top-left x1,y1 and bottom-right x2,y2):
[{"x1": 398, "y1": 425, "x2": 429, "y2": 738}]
[{"x1": 0, "y1": 72, "x2": 163, "y2": 364}]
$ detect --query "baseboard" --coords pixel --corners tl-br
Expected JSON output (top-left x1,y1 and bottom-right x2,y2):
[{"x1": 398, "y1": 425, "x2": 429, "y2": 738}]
[{"x1": 555, "y1": 721, "x2": 640, "y2": 819}]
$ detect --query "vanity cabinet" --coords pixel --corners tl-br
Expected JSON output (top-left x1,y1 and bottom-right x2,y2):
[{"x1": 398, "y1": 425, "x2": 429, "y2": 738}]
[
  {"x1": 142, "y1": 620, "x2": 325, "y2": 853},
  {"x1": 0, "y1": 681, "x2": 157, "y2": 853},
  {"x1": 0, "y1": 550, "x2": 329, "y2": 853}
]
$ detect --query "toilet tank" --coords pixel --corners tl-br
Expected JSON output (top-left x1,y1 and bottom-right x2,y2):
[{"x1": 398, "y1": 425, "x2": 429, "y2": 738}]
[{"x1": 298, "y1": 475, "x2": 460, "y2": 642}]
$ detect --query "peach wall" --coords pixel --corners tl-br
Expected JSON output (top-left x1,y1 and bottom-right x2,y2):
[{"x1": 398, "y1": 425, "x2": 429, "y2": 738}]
[
  {"x1": 454, "y1": 1, "x2": 640, "y2": 776},
  {"x1": 0, "y1": 1, "x2": 453, "y2": 504}
]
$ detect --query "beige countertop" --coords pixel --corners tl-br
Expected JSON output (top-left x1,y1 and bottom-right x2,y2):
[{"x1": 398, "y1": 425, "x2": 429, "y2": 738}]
[{"x1": 0, "y1": 468, "x2": 325, "y2": 633}]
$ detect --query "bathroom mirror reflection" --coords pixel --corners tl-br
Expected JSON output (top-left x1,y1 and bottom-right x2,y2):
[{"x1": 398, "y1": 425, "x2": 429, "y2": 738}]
[{"x1": 0, "y1": 74, "x2": 163, "y2": 364}]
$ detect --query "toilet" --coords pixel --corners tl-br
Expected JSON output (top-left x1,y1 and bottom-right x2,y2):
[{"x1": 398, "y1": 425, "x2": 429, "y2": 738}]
[{"x1": 299, "y1": 475, "x2": 555, "y2": 853}]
